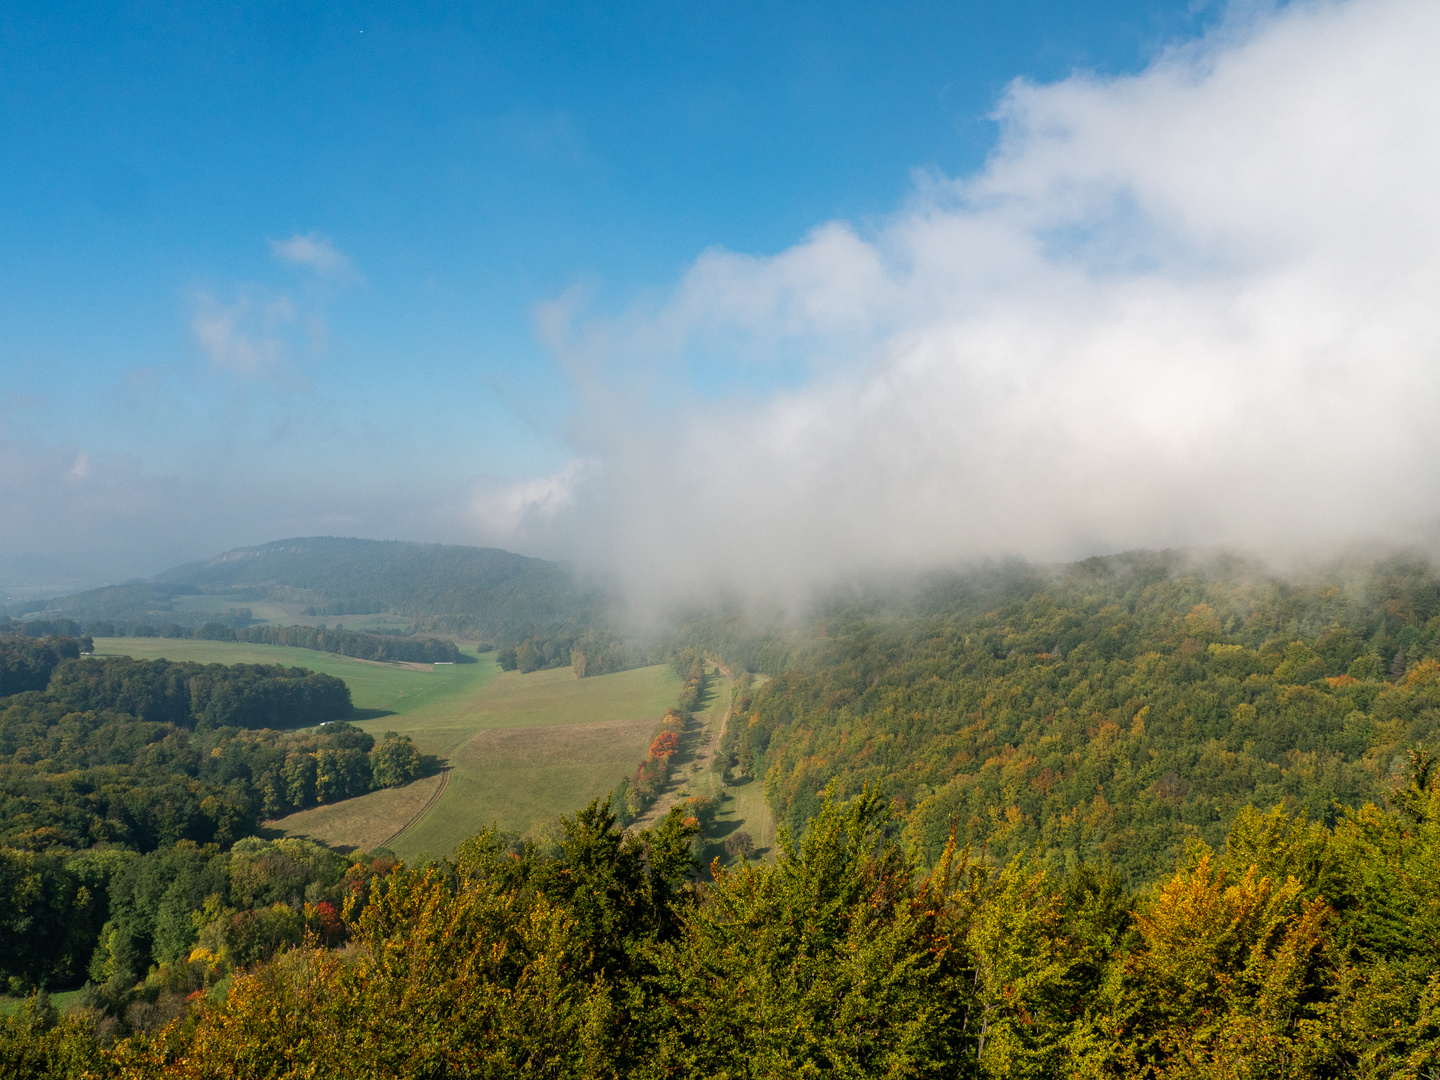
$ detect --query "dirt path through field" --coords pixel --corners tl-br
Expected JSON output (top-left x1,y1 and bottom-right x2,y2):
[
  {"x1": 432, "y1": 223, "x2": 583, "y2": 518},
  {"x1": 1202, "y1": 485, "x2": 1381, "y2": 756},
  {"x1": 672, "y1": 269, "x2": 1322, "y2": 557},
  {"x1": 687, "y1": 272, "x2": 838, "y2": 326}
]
[{"x1": 379, "y1": 765, "x2": 451, "y2": 848}]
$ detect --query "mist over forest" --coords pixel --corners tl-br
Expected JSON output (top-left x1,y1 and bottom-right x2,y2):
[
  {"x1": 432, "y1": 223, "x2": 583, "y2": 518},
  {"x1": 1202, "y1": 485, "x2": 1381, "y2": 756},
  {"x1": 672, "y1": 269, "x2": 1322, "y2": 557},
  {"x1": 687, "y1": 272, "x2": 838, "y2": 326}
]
[
  {"x1": 8, "y1": 0, "x2": 1440, "y2": 1075},
  {"x1": 5, "y1": 0, "x2": 1440, "y2": 603}
]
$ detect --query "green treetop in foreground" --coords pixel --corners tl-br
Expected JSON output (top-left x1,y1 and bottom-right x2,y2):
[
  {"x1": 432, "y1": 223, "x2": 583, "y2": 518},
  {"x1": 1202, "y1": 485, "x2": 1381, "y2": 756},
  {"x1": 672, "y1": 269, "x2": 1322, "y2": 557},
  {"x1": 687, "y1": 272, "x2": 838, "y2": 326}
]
[{"x1": 5, "y1": 767, "x2": 1440, "y2": 1077}]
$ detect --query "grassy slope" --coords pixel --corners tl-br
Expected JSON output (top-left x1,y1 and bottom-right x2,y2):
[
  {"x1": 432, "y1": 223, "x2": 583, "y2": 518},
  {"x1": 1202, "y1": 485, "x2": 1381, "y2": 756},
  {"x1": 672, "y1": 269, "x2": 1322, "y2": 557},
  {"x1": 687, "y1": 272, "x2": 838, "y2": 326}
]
[
  {"x1": 0, "y1": 989, "x2": 84, "y2": 1017},
  {"x1": 266, "y1": 772, "x2": 446, "y2": 854},
  {"x1": 92, "y1": 638, "x2": 682, "y2": 856},
  {"x1": 399, "y1": 717, "x2": 657, "y2": 857},
  {"x1": 391, "y1": 664, "x2": 682, "y2": 857},
  {"x1": 91, "y1": 637, "x2": 496, "y2": 727}
]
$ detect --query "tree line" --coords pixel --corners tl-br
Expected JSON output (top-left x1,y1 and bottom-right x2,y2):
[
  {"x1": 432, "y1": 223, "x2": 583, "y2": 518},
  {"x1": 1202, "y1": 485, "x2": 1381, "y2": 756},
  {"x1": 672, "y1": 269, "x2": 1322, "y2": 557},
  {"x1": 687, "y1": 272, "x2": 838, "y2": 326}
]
[
  {"x1": 215, "y1": 624, "x2": 461, "y2": 664},
  {"x1": 497, "y1": 628, "x2": 652, "y2": 678},
  {"x1": 608, "y1": 656, "x2": 712, "y2": 826},
  {"x1": 0, "y1": 642, "x2": 426, "y2": 848},
  {"x1": 5, "y1": 772, "x2": 1440, "y2": 1076},
  {"x1": 1, "y1": 614, "x2": 465, "y2": 666},
  {"x1": 45, "y1": 656, "x2": 351, "y2": 733}
]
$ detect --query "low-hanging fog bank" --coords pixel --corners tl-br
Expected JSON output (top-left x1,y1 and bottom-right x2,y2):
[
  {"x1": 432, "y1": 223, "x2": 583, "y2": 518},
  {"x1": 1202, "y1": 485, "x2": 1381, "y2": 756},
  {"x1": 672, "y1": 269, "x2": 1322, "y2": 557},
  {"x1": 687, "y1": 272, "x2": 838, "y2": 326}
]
[{"x1": 480, "y1": 0, "x2": 1440, "y2": 604}]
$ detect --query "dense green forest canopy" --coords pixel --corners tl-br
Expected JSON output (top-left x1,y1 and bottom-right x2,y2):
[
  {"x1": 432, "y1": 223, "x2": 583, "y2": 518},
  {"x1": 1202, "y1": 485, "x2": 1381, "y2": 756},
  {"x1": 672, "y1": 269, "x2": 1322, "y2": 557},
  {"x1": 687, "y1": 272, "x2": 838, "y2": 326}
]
[
  {"x1": 708, "y1": 550, "x2": 1440, "y2": 882},
  {"x1": 0, "y1": 634, "x2": 425, "y2": 1005},
  {"x1": 5, "y1": 550, "x2": 1440, "y2": 1074},
  {"x1": 45, "y1": 657, "x2": 351, "y2": 732},
  {"x1": 0, "y1": 641, "x2": 393, "y2": 855},
  {"x1": 6, "y1": 779, "x2": 1440, "y2": 1077}
]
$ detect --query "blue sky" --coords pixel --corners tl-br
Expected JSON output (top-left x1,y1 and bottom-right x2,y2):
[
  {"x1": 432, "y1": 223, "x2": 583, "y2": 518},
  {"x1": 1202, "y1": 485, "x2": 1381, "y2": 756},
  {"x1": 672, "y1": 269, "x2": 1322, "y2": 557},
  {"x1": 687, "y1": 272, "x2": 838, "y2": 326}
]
[{"x1": 9, "y1": 1, "x2": 1438, "y2": 596}]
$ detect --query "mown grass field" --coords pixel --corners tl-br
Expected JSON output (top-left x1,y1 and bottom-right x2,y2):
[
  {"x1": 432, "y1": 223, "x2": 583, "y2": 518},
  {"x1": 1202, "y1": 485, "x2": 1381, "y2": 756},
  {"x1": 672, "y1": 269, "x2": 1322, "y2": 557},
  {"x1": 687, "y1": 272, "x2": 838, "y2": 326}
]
[
  {"x1": 92, "y1": 638, "x2": 682, "y2": 856},
  {"x1": 385, "y1": 664, "x2": 683, "y2": 858},
  {"x1": 396, "y1": 716, "x2": 659, "y2": 857},
  {"x1": 92, "y1": 637, "x2": 496, "y2": 724}
]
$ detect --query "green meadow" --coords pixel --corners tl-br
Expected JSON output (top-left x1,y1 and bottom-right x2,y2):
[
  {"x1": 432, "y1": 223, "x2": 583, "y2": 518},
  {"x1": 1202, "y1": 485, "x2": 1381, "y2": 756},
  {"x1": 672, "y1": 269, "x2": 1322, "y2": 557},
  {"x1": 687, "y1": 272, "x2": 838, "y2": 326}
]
[
  {"x1": 92, "y1": 637, "x2": 495, "y2": 723},
  {"x1": 377, "y1": 663, "x2": 683, "y2": 857},
  {"x1": 91, "y1": 638, "x2": 681, "y2": 855},
  {"x1": 0, "y1": 989, "x2": 84, "y2": 1018}
]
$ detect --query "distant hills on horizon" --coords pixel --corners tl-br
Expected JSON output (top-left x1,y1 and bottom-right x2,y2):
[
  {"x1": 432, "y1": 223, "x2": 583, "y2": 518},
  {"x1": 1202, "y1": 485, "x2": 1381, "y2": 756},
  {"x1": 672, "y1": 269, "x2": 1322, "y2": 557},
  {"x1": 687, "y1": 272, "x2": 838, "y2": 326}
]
[{"x1": 5, "y1": 536, "x2": 611, "y2": 645}]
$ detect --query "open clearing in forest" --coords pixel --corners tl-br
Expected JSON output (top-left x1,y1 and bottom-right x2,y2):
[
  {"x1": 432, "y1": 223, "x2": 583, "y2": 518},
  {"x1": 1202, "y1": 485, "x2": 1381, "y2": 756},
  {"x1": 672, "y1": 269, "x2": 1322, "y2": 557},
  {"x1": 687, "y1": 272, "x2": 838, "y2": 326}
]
[
  {"x1": 377, "y1": 664, "x2": 682, "y2": 857},
  {"x1": 92, "y1": 637, "x2": 494, "y2": 724},
  {"x1": 93, "y1": 638, "x2": 682, "y2": 855},
  {"x1": 136, "y1": 593, "x2": 419, "y2": 633},
  {"x1": 0, "y1": 989, "x2": 83, "y2": 1017},
  {"x1": 395, "y1": 716, "x2": 660, "y2": 857},
  {"x1": 624, "y1": 665, "x2": 777, "y2": 867}
]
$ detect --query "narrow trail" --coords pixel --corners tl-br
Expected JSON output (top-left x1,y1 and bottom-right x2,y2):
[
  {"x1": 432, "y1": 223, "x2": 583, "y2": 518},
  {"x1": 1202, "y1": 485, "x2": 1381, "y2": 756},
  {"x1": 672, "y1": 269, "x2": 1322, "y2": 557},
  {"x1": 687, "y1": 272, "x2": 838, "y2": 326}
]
[
  {"x1": 708, "y1": 656, "x2": 735, "y2": 776},
  {"x1": 377, "y1": 683, "x2": 519, "y2": 849},
  {"x1": 379, "y1": 766, "x2": 450, "y2": 849}
]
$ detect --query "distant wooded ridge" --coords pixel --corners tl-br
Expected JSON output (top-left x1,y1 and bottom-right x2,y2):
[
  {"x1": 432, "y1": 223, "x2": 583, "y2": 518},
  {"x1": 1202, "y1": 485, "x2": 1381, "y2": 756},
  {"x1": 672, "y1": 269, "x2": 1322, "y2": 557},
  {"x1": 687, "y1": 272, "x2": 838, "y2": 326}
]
[{"x1": 7, "y1": 537, "x2": 615, "y2": 652}]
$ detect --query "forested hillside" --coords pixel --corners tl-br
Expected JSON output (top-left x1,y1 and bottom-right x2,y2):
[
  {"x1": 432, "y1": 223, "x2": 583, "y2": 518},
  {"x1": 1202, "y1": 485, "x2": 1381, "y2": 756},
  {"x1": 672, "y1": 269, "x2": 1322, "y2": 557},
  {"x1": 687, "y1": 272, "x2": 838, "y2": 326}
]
[
  {"x1": 5, "y1": 552, "x2": 1440, "y2": 1074},
  {"x1": 155, "y1": 538, "x2": 595, "y2": 631},
  {"x1": 5, "y1": 781, "x2": 1440, "y2": 1076},
  {"x1": 715, "y1": 551, "x2": 1440, "y2": 881},
  {"x1": 11, "y1": 538, "x2": 632, "y2": 673},
  {"x1": 0, "y1": 635, "x2": 425, "y2": 1004},
  {"x1": 21, "y1": 537, "x2": 612, "y2": 647}
]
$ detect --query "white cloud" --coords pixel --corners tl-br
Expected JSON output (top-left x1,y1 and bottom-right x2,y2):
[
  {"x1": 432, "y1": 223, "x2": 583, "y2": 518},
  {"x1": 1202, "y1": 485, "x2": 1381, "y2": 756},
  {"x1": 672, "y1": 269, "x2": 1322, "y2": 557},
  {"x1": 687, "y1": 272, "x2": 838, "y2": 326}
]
[
  {"x1": 269, "y1": 233, "x2": 362, "y2": 282},
  {"x1": 191, "y1": 292, "x2": 297, "y2": 377},
  {"x1": 532, "y1": 0, "x2": 1440, "y2": 597},
  {"x1": 468, "y1": 459, "x2": 598, "y2": 542}
]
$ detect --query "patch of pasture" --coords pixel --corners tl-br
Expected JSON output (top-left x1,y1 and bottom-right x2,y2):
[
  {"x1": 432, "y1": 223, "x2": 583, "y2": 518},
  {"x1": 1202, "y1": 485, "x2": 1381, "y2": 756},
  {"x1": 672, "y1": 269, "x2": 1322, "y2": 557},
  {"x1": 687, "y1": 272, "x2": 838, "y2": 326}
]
[
  {"x1": 0, "y1": 989, "x2": 84, "y2": 1016},
  {"x1": 90, "y1": 637, "x2": 496, "y2": 720},
  {"x1": 165, "y1": 594, "x2": 305, "y2": 625},
  {"x1": 391, "y1": 716, "x2": 659, "y2": 858},
  {"x1": 93, "y1": 637, "x2": 684, "y2": 858},
  {"x1": 265, "y1": 771, "x2": 446, "y2": 853},
  {"x1": 384, "y1": 665, "x2": 683, "y2": 855},
  {"x1": 350, "y1": 663, "x2": 682, "y2": 759}
]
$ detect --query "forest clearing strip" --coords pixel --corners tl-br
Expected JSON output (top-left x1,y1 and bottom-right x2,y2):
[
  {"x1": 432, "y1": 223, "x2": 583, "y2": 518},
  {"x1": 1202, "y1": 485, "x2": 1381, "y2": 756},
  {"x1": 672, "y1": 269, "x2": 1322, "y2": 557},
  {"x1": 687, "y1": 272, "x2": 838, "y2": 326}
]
[{"x1": 630, "y1": 672, "x2": 732, "y2": 830}]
